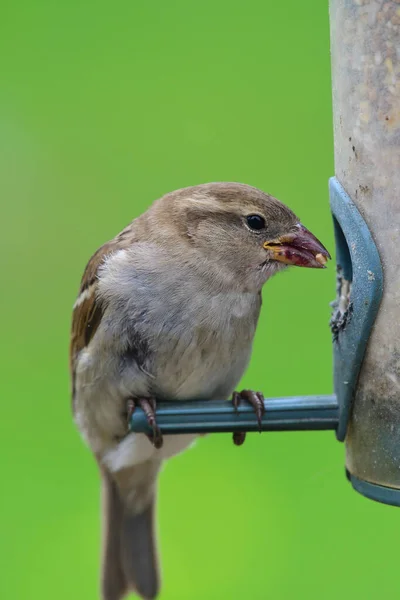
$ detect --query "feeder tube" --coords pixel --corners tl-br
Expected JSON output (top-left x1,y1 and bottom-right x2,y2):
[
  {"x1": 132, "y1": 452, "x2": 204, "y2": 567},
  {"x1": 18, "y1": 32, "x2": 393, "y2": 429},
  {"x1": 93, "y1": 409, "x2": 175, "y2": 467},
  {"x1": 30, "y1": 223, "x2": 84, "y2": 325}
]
[{"x1": 330, "y1": 1, "x2": 400, "y2": 489}]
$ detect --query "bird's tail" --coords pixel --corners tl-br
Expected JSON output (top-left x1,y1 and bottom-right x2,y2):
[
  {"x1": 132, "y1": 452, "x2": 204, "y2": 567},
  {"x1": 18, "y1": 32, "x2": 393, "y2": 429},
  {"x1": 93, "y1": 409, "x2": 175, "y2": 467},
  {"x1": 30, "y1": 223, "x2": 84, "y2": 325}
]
[{"x1": 100, "y1": 465, "x2": 160, "y2": 600}]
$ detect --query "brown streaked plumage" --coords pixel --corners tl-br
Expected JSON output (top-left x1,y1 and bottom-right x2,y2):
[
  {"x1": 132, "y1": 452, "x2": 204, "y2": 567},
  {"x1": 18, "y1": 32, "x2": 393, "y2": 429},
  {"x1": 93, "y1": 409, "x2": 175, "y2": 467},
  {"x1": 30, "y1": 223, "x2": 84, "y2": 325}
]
[
  {"x1": 70, "y1": 182, "x2": 330, "y2": 600},
  {"x1": 70, "y1": 235, "x2": 132, "y2": 370}
]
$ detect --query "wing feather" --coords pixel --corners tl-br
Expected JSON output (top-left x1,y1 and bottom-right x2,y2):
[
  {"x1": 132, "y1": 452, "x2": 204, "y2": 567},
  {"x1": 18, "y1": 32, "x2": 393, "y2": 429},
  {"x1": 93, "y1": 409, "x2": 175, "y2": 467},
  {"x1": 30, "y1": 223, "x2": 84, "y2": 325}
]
[{"x1": 69, "y1": 231, "x2": 134, "y2": 399}]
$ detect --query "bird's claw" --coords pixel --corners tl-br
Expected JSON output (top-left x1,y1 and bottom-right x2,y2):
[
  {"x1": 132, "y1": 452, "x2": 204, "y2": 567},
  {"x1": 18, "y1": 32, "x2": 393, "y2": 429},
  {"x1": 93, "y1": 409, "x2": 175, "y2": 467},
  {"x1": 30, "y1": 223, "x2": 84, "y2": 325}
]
[
  {"x1": 231, "y1": 389, "x2": 265, "y2": 445},
  {"x1": 126, "y1": 397, "x2": 163, "y2": 449},
  {"x1": 232, "y1": 431, "x2": 247, "y2": 446}
]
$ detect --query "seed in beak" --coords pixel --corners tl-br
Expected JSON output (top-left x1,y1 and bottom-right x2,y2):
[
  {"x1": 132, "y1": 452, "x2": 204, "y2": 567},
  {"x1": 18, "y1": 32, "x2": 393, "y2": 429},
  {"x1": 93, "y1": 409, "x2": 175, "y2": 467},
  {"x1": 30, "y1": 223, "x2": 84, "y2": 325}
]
[{"x1": 315, "y1": 253, "x2": 328, "y2": 266}]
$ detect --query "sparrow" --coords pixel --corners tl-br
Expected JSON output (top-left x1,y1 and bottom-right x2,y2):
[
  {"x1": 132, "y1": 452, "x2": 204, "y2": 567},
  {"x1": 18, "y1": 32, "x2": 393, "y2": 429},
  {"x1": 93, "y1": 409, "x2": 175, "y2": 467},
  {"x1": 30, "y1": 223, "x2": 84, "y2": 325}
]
[{"x1": 70, "y1": 182, "x2": 330, "y2": 600}]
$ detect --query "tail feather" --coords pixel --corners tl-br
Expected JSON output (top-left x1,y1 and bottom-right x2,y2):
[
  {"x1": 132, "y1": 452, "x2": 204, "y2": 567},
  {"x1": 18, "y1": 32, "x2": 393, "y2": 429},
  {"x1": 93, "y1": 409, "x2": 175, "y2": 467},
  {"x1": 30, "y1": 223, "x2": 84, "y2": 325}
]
[
  {"x1": 101, "y1": 472, "x2": 128, "y2": 600},
  {"x1": 100, "y1": 466, "x2": 160, "y2": 600},
  {"x1": 121, "y1": 500, "x2": 159, "y2": 599}
]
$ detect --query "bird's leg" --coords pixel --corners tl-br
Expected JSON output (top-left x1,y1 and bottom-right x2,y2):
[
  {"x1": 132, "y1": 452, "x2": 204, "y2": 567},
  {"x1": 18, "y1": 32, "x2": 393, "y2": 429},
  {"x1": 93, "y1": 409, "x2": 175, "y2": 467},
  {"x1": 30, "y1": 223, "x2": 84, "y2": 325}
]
[
  {"x1": 231, "y1": 390, "x2": 265, "y2": 446},
  {"x1": 126, "y1": 397, "x2": 163, "y2": 449}
]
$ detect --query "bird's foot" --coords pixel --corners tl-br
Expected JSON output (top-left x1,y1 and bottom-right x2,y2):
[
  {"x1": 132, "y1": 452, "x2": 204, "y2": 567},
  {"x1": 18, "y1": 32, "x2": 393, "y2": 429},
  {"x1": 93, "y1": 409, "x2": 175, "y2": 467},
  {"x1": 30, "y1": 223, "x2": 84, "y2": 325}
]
[
  {"x1": 231, "y1": 389, "x2": 265, "y2": 446},
  {"x1": 126, "y1": 397, "x2": 163, "y2": 449}
]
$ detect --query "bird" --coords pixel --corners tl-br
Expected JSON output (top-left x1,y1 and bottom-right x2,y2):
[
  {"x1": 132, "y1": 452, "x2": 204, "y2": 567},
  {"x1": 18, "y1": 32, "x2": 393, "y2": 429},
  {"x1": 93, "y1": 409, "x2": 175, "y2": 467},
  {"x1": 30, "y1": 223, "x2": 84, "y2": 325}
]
[{"x1": 70, "y1": 182, "x2": 330, "y2": 600}]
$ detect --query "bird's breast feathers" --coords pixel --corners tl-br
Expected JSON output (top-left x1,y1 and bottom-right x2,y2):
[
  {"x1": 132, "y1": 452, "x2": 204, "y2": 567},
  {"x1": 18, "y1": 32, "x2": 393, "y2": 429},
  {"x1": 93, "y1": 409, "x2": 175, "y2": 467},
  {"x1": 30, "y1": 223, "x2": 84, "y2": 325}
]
[{"x1": 73, "y1": 245, "x2": 261, "y2": 404}]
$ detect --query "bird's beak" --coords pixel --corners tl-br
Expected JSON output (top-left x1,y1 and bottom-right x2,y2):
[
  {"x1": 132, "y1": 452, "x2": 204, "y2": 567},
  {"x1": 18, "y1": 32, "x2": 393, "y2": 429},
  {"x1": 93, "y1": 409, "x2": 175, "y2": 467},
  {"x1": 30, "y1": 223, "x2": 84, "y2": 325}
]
[{"x1": 263, "y1": 224, "x2": 331, "y2": 268}]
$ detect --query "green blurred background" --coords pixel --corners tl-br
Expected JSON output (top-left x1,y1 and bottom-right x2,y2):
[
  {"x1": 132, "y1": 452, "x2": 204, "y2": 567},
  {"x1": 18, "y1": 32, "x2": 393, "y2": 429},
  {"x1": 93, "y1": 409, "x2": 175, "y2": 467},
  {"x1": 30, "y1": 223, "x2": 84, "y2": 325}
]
[{"x1": 1, "y1": 1, "x2": 397, "y2": 599}]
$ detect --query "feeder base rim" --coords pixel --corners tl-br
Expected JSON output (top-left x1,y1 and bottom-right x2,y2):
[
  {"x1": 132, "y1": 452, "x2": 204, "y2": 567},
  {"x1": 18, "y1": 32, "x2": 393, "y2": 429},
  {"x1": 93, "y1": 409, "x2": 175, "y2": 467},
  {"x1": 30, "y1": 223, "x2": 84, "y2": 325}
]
[{"x1": 350, "y1": 474, "x2": 400, "y2": 507}]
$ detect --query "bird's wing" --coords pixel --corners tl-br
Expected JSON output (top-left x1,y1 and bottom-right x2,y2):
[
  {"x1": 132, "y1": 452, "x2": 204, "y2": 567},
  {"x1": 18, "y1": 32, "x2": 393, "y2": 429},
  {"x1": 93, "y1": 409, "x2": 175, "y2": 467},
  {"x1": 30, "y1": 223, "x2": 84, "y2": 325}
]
[{"x1": 70, "y1": 231, "x2": 133, "y2": 397}]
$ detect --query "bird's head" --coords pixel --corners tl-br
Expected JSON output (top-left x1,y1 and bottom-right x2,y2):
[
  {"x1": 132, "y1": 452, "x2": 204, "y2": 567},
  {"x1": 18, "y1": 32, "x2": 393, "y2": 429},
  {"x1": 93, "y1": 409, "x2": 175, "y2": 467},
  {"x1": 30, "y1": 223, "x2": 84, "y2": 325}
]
[{"x1": 154, "y1": 182, "x2": 330, "y2": 292}]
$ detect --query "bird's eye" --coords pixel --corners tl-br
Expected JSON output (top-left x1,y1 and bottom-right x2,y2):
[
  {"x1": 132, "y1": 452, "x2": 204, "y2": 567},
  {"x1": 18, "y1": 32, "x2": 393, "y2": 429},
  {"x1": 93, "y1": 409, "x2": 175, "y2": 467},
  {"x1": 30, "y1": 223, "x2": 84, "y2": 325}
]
[{"x1": 246, "y1": 214, "x2": 266, "y2": 231}]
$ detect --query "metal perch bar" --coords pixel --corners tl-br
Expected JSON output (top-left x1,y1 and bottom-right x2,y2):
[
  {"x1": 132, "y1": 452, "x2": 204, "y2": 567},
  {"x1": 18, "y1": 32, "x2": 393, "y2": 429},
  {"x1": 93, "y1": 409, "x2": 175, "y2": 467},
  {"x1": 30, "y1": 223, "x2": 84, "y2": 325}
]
[{"x1": 129, "y1": 395, "x2": 339, "y2": 435}]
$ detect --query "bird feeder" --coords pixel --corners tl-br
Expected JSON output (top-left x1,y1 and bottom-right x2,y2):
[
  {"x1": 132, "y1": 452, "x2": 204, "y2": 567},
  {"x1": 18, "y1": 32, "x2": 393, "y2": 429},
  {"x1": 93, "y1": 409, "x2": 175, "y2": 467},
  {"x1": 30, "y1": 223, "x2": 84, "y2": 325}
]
[
  {"x1": 330, "y1": 0, "x2": 400, "y2": 505},
  {"x1": 130, "y1": 0, "x2": 400, "y2": 507}
]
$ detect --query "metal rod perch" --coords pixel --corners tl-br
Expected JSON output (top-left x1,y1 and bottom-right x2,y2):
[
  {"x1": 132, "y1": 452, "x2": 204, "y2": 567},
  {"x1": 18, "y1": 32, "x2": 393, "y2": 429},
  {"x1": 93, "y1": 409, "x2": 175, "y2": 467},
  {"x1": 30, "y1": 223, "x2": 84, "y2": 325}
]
[{"x1": 129, "y1": 394, "x2": 339, "y2": 435}]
